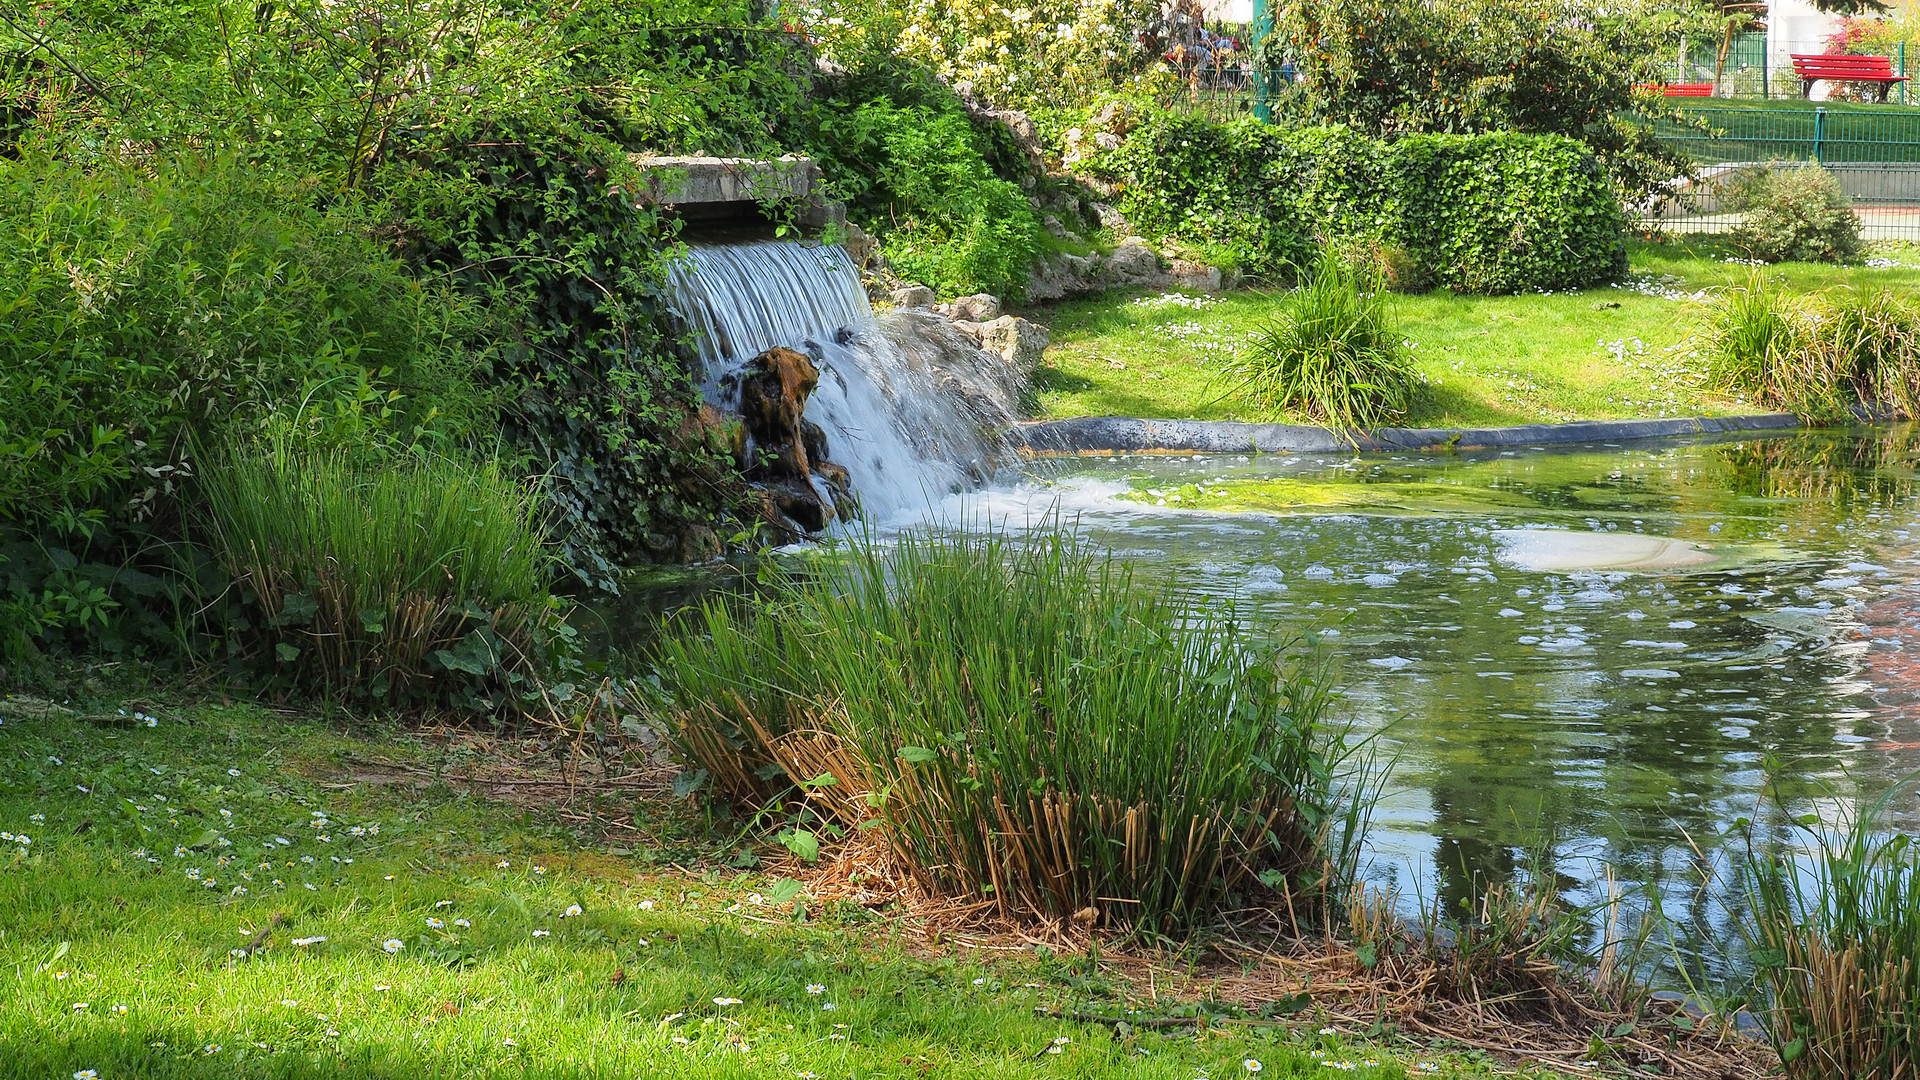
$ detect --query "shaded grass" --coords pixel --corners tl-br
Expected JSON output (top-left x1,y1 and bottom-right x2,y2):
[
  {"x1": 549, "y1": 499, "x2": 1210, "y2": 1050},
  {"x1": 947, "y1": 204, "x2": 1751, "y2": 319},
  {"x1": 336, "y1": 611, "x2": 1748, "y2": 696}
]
[
  {"x1": 0, "y1": 691, "x2": 1543, "y2": 1080},
  {"x1": 1026, "y1": 239, "x2": 1920, "y2": 427},
  {"x1": 644, "y1": 528, "x2": 1362, "y2": 937}
]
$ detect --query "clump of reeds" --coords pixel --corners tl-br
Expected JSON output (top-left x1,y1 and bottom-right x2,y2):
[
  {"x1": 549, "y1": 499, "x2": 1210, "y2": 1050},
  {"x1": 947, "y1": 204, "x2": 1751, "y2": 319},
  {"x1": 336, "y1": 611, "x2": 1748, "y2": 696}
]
[
  {"x1": 200, "y1": 440, "x2": 561, "y2": 712},
  {"x1": 646, "y1": 527, "x2": 1363, "y2": 935},
  {"x1": 1228, "y1": 244, "x2": 1415, "y2": 437},
  {"x1": 1708, "y1": 273, "x2": 1920, "y2": 422},
  {"x1": 1740, "y1": 773, "x2": 1920, "y2": 1079}
]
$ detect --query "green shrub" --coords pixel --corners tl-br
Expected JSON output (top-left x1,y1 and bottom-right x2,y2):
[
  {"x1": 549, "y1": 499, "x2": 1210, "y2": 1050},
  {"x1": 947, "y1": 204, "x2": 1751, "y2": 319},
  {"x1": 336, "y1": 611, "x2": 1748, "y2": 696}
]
[
  {"x1": 1081, "y1": 115, "x2": 1308, "y2": 279},
  {"x1": 1739, "y1": 774, "x2": 1920, "y2": 1079},
  {"x1": 646, "y1": 528, "x2": 1361, "y2": 935},
  {"x1": 1230, "y1": 246, "x2": 1416, "y2": 435},
  {"x1": 1725, "y1": 165, "x2": 1865, "y2": 265},
  {"x1": 0, "y1": 155, "x2": 491, "y2": 534},
  {"x1": 200, "y1": 440, "x2": 567, "y2": 713},
  {"x1": 1080, "y1": 116, "x2": 1626, "y2": 294},
  {"x1": 811, "y1": 44, "x2": 1047, "y2": 299},
  {"x1": 0, "y1": 155, "x2": 496, "y2": 667},
  {"x1": 1390, "y1": 133, "x2": 1627, "y2": 294},
  {"x1": 1270, "y1": 0, "x2": 1693, "y2": 208}
]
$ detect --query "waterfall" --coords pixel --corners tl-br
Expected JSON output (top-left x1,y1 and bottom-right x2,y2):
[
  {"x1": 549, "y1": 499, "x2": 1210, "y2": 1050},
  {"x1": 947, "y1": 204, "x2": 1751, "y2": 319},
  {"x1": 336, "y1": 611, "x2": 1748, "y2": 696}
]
[{"x1": 665, "y1": 239, "x2": 1019, "y2": 522}]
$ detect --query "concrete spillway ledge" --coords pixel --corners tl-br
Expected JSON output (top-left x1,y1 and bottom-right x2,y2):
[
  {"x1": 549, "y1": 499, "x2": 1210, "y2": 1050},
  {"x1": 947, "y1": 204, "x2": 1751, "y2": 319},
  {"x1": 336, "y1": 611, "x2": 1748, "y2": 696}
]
[
  {"x1": 628, "y1": 154, "x2": 843, "y2": 232},
  {"x1": 1011, "y1": 412, "x2": 1806, "y2": 456}
]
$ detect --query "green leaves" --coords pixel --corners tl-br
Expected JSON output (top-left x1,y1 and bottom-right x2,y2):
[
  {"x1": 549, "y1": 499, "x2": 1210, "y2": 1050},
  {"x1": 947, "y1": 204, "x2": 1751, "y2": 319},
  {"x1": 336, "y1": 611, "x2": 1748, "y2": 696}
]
[{"x1": 1083, "y1": 115, "x2": 1624, "y2": 295}]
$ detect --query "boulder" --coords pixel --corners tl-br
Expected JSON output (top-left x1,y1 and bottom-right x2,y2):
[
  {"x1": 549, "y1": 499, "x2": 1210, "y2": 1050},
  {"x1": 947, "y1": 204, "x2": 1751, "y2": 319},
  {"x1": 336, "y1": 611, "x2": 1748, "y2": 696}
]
[
  {"x1": 842, "y1": 222, "x2": 880, "y2": 269},
  {"x1": 1102, "y1": 238, "x2": 1163, "y2": 287},
  {"x1": 1168, "y1": 259, "x2": 1223, "y2": 293},
  {"x1": 889, "y1": 284, "x2": 936, "y2": 308},
  {"x1": 943, "y1": 293, "x2": 1002, "y2": 322},
  {"x1": 1026, "y1": 251, "x2": 1098, "y2": 302},
  {"x1": 974, "y1": 316, "x2": 1050, "y2": 373}
]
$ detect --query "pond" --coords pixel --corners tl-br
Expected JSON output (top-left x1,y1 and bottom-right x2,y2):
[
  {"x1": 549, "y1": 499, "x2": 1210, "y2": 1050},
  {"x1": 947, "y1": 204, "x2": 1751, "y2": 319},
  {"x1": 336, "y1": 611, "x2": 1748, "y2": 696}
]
[{"x1": 883, "y1": 426, "x2": 1920, "y2": 961}]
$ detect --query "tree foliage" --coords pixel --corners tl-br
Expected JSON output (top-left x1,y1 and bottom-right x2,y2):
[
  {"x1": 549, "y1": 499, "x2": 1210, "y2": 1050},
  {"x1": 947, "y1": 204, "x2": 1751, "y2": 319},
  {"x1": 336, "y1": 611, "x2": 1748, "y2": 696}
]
[{"x1": 1268, "y1": 0, "x2": 1694, "y2": 204}]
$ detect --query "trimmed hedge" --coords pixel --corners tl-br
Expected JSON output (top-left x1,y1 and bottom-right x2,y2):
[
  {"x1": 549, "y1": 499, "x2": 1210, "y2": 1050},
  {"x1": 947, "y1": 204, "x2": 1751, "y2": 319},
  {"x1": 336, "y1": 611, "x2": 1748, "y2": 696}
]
[{"x1": 1084, "y1": 116, "x2": 1627, "y2": 294}]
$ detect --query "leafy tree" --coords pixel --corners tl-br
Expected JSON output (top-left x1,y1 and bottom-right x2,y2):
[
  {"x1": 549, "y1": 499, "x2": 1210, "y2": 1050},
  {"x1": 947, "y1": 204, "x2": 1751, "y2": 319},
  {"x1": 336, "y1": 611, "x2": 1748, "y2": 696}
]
[{"x1": 1267, "y1": 0, "x2": 1693, "y2": 204}]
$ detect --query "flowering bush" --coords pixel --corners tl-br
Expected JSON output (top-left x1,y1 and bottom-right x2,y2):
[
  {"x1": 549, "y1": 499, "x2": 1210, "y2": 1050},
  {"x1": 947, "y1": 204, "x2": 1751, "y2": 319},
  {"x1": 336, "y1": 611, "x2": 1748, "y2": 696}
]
[{"x1": 805, "y1": 0, "x2": 1167, "y2": 121}]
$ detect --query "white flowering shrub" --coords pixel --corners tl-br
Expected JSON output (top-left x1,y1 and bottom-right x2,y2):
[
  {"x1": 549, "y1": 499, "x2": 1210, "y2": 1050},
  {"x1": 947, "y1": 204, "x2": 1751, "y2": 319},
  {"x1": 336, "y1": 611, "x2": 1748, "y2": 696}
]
[{"x1": 806, "y1": 0, "x2": 1169, "y2": 119}]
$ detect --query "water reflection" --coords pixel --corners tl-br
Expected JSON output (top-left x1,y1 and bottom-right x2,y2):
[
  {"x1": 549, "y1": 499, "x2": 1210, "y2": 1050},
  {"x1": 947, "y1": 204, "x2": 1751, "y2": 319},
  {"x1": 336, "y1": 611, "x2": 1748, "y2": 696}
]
[{"x1": 904, "y1": 426, "x2": 1920, "y2": 957}]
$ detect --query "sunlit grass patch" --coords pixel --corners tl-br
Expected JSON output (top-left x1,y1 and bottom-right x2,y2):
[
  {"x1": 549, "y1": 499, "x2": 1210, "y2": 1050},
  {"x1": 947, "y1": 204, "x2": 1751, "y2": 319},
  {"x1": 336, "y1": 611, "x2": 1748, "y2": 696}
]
[{"x1": 0, "y1": 694, "x2": 1533, "y2": 1080}]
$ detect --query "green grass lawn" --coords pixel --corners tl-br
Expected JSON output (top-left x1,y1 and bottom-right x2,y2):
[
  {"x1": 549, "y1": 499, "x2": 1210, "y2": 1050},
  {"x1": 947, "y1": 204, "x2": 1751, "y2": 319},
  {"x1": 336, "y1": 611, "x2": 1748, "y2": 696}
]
[
  {"x1": 1023, "y1": 238, "x2": 1920, "y2": 428},
  {"x1": 1, "y1": 692, "x2": 1564, "y2": 1080}
]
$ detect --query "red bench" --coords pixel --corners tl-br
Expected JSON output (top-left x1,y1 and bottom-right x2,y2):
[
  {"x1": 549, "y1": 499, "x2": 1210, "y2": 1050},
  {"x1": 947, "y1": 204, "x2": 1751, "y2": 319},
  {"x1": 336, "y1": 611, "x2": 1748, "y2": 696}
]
[
  {"x1": 1792, "y1": 53, "x2": 1910, "y2": 102},
  {"x1": 1636, "y1": 83, "x2": 1714, "y2": 96}
]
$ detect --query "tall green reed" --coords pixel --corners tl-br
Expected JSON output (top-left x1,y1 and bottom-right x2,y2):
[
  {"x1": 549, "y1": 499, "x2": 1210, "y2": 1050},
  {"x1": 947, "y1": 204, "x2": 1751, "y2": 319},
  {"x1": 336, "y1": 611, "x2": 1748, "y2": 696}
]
[
  {"x1": 200, "y1": 439, "x2": 561, "y2": 711},
  {"x1": 1709, "y1": 273, "x2": 1920, "y2": 423},
  {"x1": 1740, "y1": 768, "x2": 1920, "y2": 1078},
  {"x1": 1227, "y1": 244, "x2": 1415, "y2": 438},
  {"x1": 647, "y1": 527, "x2": 1364, "y2": 936}
]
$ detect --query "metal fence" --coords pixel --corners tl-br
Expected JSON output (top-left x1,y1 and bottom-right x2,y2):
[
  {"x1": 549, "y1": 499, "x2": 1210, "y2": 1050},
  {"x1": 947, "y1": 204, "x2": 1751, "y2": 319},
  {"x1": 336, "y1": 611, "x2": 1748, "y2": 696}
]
[{"x1": 1641, "y1": 106, "x2": 1920, "y2": 243}]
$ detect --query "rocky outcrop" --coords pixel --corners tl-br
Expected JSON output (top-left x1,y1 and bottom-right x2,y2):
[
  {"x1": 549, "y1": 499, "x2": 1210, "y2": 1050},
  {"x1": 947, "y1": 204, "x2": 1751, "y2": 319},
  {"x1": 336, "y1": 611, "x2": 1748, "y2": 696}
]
[
  {"x1": 938, "y1": 293, "x2": 1002, "y2": 322},
  {"x1": 736, "y1": 346, "x2": 855, "y2": 535},
  {"x1": 1026, "y1": 237, "x2": 1226, "y2": 302}
]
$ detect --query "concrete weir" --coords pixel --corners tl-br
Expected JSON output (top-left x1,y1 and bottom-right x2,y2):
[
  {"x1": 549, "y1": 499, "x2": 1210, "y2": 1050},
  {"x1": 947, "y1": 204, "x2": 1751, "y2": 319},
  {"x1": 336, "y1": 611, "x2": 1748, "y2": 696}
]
[
  {"x1": 1011, "y1": 412, "x2": 1807, "y2": 456},
  {"x1": 628, "y1": 154, "x2": 843, "y2": 233}
]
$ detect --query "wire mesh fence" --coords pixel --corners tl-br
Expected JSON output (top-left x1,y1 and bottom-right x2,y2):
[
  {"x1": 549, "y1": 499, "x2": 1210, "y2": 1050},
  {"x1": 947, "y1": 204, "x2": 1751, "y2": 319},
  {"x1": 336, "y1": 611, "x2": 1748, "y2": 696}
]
[{"x1": 1642, "y1": 106, "x2": 1920, "y2": 243}]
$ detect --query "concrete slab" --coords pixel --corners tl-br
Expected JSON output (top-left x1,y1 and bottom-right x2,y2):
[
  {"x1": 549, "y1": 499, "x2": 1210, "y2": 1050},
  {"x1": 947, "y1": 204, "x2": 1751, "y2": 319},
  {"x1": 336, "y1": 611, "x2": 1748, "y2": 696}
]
[
  {"x1": 628, "y1": 154, "x2": 843, "y2": 232},
  {"x1": 1011, "y1": 412, "x2": 1805, "y2": 456}
]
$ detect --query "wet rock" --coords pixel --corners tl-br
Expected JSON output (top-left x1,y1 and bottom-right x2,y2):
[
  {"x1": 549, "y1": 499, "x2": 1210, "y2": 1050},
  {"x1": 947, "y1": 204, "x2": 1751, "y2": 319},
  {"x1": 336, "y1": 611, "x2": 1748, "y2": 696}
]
[
  {"x1": 676, "y1": 524, "x2": 723, "y2": 563},
  {"x1": 768, "y1": 479, "x2": 835, "y2": 532},
  {"x1": 738, "y1": 346, "x2": 819, "y2": 477},
  {"x1": 889, "y1": 284, "x2": 936, "y2": 308}
]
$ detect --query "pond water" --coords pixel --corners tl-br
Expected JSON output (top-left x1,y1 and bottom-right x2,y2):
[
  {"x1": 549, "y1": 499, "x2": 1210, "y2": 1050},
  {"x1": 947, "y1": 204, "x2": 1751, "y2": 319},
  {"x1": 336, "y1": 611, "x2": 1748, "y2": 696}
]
[{"x1": 881, "y1": 426, "x2": 1920, "y2": 954}]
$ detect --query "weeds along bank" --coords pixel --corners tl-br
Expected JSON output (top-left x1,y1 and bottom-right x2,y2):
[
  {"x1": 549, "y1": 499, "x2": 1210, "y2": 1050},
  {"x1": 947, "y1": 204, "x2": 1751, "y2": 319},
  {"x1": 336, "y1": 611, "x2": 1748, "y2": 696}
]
[{"x1": 644, "y1": 529, "x2": 1367, "y2": 935}]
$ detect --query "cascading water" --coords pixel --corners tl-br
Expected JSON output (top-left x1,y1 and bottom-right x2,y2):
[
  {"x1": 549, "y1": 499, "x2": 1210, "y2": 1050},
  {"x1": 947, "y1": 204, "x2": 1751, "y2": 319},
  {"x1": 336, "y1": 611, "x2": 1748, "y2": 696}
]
[{"x1": 665, "y1": 239, "x2": 1020, "y2": 522}]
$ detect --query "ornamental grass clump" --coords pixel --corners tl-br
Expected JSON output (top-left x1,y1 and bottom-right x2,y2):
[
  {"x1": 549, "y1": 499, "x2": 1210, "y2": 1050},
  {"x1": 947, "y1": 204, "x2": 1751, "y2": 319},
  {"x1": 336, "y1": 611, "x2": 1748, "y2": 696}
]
[
  {"x1": 201, "y1": 441, "x2": 562, "y2": 713},
  {"x1": 648, "y1": 528, "x2": 1361, "y2": 936},
  {"x1": 1709, "y1": 274, "x2": 1920, "y2": 422},
  {"x1": 1739, "y1": 774, "x2": 1920, "y2": 1079},
  {"x1": 1229, "y1": 244, "x2": 1415, "y2": 437}
]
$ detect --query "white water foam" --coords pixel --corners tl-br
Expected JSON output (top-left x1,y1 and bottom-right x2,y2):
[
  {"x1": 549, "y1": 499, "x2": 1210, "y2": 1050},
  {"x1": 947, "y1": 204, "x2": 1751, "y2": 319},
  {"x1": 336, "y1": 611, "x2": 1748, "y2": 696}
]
[{"x1": 665, "y1": 240, "x2": 1019, "y2": 521}]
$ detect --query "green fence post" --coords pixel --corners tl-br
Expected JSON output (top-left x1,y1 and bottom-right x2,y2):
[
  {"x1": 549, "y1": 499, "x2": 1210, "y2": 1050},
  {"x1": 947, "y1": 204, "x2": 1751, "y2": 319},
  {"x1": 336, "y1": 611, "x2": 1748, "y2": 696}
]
[
  {"x1": 1900, "y1": 42, "x2": 1907, "y2": 105},
  {"x1": 1814, "y1": 107, "x2": 1826, "y2": 164},
  {"x1": 1252, "y1": 0, "x2": 1273, "y2": 121}
]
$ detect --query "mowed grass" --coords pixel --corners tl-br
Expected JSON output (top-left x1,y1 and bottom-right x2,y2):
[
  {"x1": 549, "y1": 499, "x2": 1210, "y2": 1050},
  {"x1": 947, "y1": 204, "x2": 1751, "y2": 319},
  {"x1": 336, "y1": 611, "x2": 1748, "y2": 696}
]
[
  {"x1": 1025, "y1": 238, "x2": 1920, "y2": 427},
  {"x1": 0, "y1": 694, "x2": 1535, "y2": 1080}
]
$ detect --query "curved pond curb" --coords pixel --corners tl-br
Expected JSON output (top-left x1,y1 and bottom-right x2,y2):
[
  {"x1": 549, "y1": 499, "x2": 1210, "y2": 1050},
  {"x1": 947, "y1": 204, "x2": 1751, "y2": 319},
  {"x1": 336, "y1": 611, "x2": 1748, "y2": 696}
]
[{"x1": 1011, "y1": 412, "x2": 1805, "y2": 456}]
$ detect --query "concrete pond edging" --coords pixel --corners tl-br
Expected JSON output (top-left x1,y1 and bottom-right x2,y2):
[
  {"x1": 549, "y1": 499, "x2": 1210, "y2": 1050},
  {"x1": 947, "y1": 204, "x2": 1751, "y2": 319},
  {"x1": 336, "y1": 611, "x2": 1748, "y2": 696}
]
[{"x1": 1010, "y1": 412, "x2": 1807, "y2": 456}]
